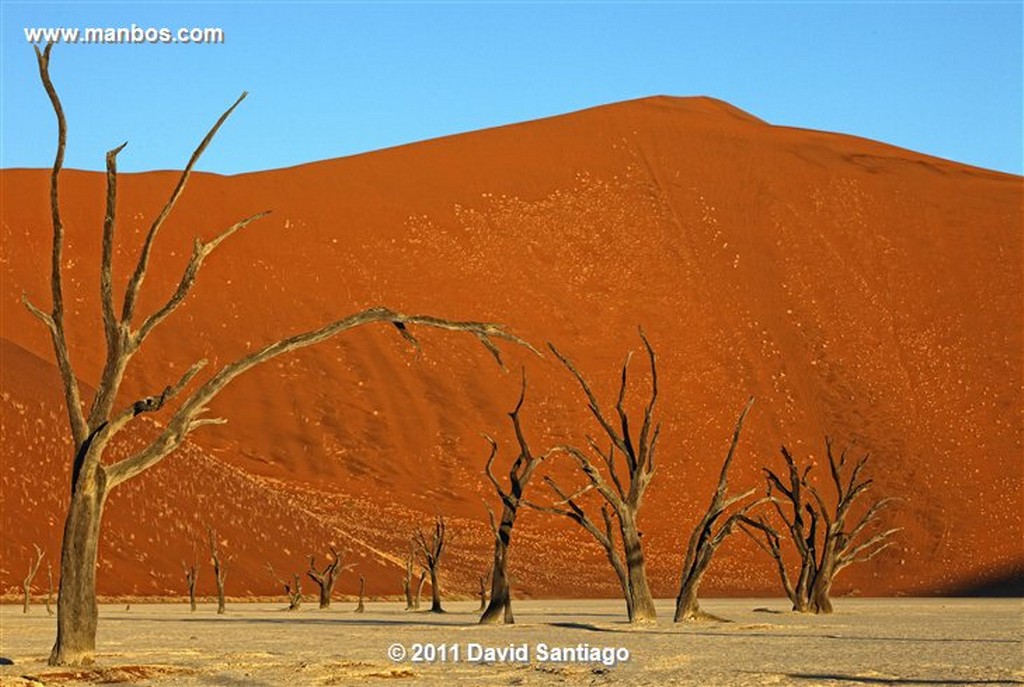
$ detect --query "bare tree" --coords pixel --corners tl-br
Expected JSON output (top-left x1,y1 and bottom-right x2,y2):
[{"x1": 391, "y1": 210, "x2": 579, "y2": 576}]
[
  {"x1": 477, "y1": 575, "x2": 487, "y2": 613},
  {"x1": 535, "y1": 333, "x2": 660, "y2": 623},
  {"x1": 355, "y1": 575, "x2": 366, "y2": 613},
  {"x1": 674, "y1": 397, "x2": 763, "y2": 622},
  {"x1": 23, "y1": 545, "x2": 45, "y2": 614},
  {"x1": 402, "y1": 552, "x2": 415, "y2": 610},
  {"x1": 27, "y1": 44, "x2": 529, "y2": 666},
  {"x1": 414, "y1": 518, "x2": 447, "y2": 613},
  {"x1": 46, "y1": 562, "x2": 55, "y2": 616},
  {"x1": 744, "y1": 440, "x2": 899, "y2": 613},
  {"x1": 307, "y1": 547, "x2": 345, "y2": 609},
  {"x1": 268, "y1": 564, "x2": 303, "y2": 611},
  {"x1": 480, "y1": 372, "x2": 549, "y2": 624},
  {"x1": 414, "y1": 570, "x2": 427, "y2": 610},
  {"x1": 184, "y1": 558, "x2": 199, "y2": 612},
  {"x1": 208, "y1": 528, "x2": 228, "y2": 615}
]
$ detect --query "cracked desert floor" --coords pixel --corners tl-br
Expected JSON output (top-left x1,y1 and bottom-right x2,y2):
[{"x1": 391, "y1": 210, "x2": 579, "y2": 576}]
[{"x1": 1, "y1": 598, "x2": 1021, "y2": 686}]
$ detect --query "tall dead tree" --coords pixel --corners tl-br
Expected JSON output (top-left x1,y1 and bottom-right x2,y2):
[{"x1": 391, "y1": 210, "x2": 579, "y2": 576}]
[
  {"x1": 23, "y1": 545, "x2": 45, "y2": 614},
  {"x1": 744, "y1": 439, "x2": 899, "y2": 613},
  {"x1": 355, "y1": 575, "x2": 366, "y2": 613},
  {"x1": 480, "y1": 373, "x2": 549, "y2": 624},
  {"x1": 208, "y1": 528, "x2": 227, "y2": 614},
  {"x1": 414, "y1": 518, "x2": 447, "y2": 613},
  {"x1": 183, "y1": 558, "x2": 199, "y2": 612},
  {"x1": 537, "y1": 333, "x2": 660, "y2": 623},
  {"x1": 307, "y1": 547, "x2": 344, "y2": 609},
  {"x1": 674, "y1": 397, "x2": 763, "y2": 622},
  {"x1": 27, "y1": 44, "x2": 529, "y2": 666}
]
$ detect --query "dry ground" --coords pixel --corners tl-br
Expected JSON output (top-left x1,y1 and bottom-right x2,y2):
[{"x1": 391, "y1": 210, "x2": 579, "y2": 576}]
[{"x1": 1, "y1": 598, "x2": 1021, "y2": 686}]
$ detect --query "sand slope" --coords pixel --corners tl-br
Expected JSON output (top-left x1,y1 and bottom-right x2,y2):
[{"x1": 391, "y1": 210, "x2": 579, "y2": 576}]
[{"x1": 1, "y1": 96, "x2": 1021, "y2": 599}]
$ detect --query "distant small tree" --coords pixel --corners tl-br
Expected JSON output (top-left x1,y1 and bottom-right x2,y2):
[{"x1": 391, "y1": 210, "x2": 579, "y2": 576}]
[
  {"x1": 23, "y1": 545, "x2": 45, "y2": 614},
  {"x1": 413, "y1": 570, "x2": 427, "y2": 610},
  {"x1": 401, "y1": 551, "x2": 415, "y2": 610},
  {"x1": 355, "y1": 575, "x2": 366, "y2": 613},
  {"x1": 45, "y1": 562, "x2": 55, "y2": 616},
  {"x1": 268, "y1": 564, "x2": 303, "y2": 611},
  {"x1": 208, "y1": 528, "x2": 228, "y2": 614},
  {"x1": 743, "y1": 439, "x2": 899, "y2": 613},
  {"x1": 307, "y1": 547, "x2": 344, "y2": 609},
  {"x1": 414, "y1": 518, "x2": 447, "y2": 613},
  {"x1": 477, "y1": 575, "x2": 487, "y2": 613},
  {"x1": 183, "y1": 558, "x2": 199, "y2": 612}
]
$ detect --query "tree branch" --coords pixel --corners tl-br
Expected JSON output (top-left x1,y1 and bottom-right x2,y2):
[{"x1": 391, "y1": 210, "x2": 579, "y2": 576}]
[{"x1": 121, "y1": 91, "x2": 248, "y2": 324}]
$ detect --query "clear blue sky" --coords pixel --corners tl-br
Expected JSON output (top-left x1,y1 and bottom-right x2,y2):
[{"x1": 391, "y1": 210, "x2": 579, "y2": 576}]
[{"x1": 2, "y1": 2, "x2": 1021, "y2": 175}]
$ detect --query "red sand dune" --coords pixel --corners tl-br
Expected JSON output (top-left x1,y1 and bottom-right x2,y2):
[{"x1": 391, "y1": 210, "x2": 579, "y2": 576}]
[{"x1": 1, "y1": 96, "x2": 1021, "y2": 600}]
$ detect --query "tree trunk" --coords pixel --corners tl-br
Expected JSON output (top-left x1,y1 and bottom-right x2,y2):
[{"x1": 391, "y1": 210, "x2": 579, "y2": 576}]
[
  {"x1": 215, "y1": 574, "x2": 226, "y2": 614},
  {"x1": 428, "y1": 567, "x2": 443, "y2": 613},
  {"x1": 414, "y1": 572, "x2": 426, "y2": 610},
  {"x1": 480, "y1": 531, "x2": 513, "y2": 624},
  {"x1": 355, "y1": 575, "x2": 365, "y2": 613},
  {"x1": 620, "y1": 516, "x2": 656, "y2": 623},
  {"x1": 809, "y1": 566, "x2": 835, "y2": 614},
  {"x1": 480, "y1": 565, "x2": 513, "y2": 624},
  {"x1": 49, "y1": 470, "x2": 108, "y2": 666}
]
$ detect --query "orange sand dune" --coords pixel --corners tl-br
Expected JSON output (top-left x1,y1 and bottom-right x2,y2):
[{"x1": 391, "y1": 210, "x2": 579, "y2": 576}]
[{"x1": 1, "y1": 96, "x2": 1021, "y2": 599}]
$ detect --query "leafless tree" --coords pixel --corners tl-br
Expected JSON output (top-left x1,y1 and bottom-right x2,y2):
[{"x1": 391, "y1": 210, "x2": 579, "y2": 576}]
[
  {"x1": 45, "y1": 562, "x2": 55, "y2": 616},
  {"x1": 208, "y1": 528, "x2": 228, "y2": 615},
  {"x1": 401, "y1": 551, "x2": 415, "y2": 610},
  {"x1": 533, "y1": 333, "x2": 660, "y2": 623},
  {"x1": 414, "y1": 570, "x2": 427, "y2": 610},
  {"x1": 23, "y1": 545, "x2": 45, "y2": 614},
  {"x1": 743, "y1": 439, "x2": 899, "y2": 613},
  {"x1": 184, "y1": 558, "x2": 199, "y2": 612},
  {"x1": 27, "y1": 44, "x2": 529, "y2": 666},
  {"x1": 477, "y1": 575, "x2": 487, "y2": 613},
  {"x1": 268, "y1": 564, "x2": 303, "y2": 611},
  {"x1": 414, "y1": 518, "x2": 447, "y2": 613},
  {"x1": 355, "y1": 575, "x2": 366, "y2": 613},
  {"x1": 480, "y1": 372, "x2": 549, "y2": 624},
  {"x1": 674, "y1": 397, "x2": 764, "y2": 622},
  {"x1": 307, "y1": 547, "x2": 345, "y2": 609}
]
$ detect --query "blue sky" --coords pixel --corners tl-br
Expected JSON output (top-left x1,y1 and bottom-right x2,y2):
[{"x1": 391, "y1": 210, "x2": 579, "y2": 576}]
[{"x1": 2, "y1": 2, "x2": 1021, "y2": 175}]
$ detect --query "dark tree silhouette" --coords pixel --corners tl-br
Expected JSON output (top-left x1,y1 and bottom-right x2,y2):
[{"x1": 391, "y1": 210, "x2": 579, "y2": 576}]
[
  {"x1": 414, "y1": 518, "x2": 447, "y2": 613},
  {"x1": 480, "y1": 373, "x2": 549, "y2": 624},
  {"x1": 535, "y1": 332, "x2": 660, "y2": 623},
  {"x1": 23, "y1": 545, "x2": 45, "y2": 614},
  {"x1": 674, "y1": 397, "x2": 763, "y2": 622},
  {"x1": 307, "y1": 547, "x2": 345, "y2": 609},
  {"x1": 26, "y1": 44, "x2": 529, "y2": 665},
  {"x1": 743, "y1": 439, "x2": 899, "y2": 613},
  {"x1": 208, "y1": 528, "x2": 228, "y2": 615},
  {"x1": 183, "y1": 558, "x2": 199, "y2": 612}
]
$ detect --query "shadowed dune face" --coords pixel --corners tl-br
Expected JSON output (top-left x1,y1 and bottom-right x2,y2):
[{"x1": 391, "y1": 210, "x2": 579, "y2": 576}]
[{"x1": 1, "y1": 96, "x2": 1021, "y2": 599}]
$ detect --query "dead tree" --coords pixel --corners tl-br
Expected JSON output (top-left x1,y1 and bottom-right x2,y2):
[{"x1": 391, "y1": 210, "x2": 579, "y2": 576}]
[
  {"x1": 414, "y1": 570, "x2": 427, "y2": 610},
  {"x1": 674, "y1": 397, "x2": 763, "y2": 622},
  {"x1": 355, "y1": 575, "x2": 366, "y2": 613},
  {"x1": 208, "y1": 528, "x2": 228, "y2": 614},
  {"x1": 46, "y1": 562, "x2": 55, "y2": 615},
  {"x1": 535, "y1": 333, "x2": 660, "y2": 623},
  {"x1": 402, "y1": 552, "x2": 415, "y2": 610},
  {"x1": 480, "y1": 372, "x2": 549, "y2": 624},
  {"x1": 268, "y1": 564, "x2": 303, "y2": 611},
  {"x1": 23, "y1": 545, "x2": 45, "y2": 613},
  {"x1": 744, "y1": 439, "x2": 899, "y2": 614},
  {"x1": 183, "y1": 558, "x2": 199, "y2": 612},
  {"x1": 477, "y1": 575, "x2": 487, "y2": 613},
  {"x1": 27, "y1": 44, "x2": 529, "y2": 666},
  {"x1": 414, "y1": 518, "x2": 447, "y2": 613},
  {"x1": 307, "y1": 547, "x2": 344, "y2": 609}
]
